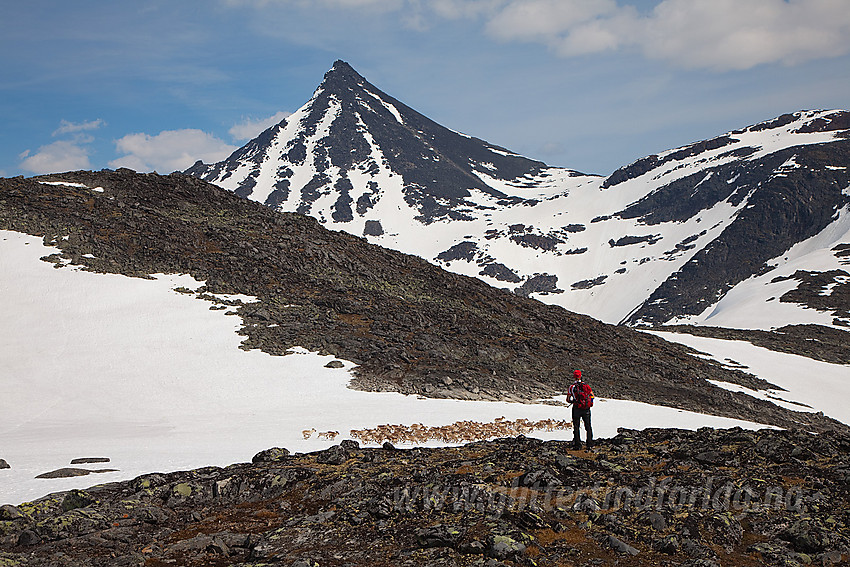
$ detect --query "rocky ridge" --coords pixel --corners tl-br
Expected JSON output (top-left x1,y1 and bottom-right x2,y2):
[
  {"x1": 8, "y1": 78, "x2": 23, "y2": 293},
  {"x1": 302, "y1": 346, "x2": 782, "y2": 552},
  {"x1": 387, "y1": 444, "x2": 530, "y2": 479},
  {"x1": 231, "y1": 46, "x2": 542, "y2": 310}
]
[
  {"x1": 0, "y1": 169, "x2": 845, "y2": 434},
  {"x1": 1, "y1": 427, "x2": 849, "y2": 566}
]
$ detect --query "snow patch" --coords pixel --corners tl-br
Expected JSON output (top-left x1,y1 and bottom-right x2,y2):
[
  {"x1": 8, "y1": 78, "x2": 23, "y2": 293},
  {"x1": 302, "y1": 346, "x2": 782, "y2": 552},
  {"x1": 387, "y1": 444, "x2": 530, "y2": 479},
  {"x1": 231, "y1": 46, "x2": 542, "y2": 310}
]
[
  {"x1": 364, "y1": 89, "x2": 404, "y2": 124},
  {"x1": 0, "y1": 230, "x2": 773, "y2": 505},
  {"x1": 39, "y1": 181, "x2": 89, "y2": 188},
  {"x1": 651, "y1": 330, "x2": 850, "y2": 427}
]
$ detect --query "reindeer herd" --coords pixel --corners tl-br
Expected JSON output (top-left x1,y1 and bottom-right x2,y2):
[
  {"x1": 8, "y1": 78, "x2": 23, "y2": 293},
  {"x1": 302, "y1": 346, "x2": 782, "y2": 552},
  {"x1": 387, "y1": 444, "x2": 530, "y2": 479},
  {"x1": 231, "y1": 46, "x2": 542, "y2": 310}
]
[{"x1": 302, "y1": 417, "x2": 572, "y2": 446}]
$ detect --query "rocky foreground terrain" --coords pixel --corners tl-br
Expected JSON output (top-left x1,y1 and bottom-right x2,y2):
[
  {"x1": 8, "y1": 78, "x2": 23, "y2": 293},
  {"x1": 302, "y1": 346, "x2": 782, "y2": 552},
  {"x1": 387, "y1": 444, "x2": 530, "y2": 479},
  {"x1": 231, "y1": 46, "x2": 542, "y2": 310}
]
[
  {"x1": 0, "y1": 169, "x2": 844, "y2": 434},
  {"x1": 1, "y1": 427, "x2": 848, "y2": 566}
]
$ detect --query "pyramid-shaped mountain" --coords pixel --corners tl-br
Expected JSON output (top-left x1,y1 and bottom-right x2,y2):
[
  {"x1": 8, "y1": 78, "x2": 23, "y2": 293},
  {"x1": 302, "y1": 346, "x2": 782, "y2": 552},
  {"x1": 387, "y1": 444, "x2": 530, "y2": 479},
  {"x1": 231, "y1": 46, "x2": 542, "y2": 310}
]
[
  {"x1": 187, "y1": 60, "x2": 584, "y2": 224},
  {"x1": 187, "y1": 62, "x2": 850, "y2": 332}
]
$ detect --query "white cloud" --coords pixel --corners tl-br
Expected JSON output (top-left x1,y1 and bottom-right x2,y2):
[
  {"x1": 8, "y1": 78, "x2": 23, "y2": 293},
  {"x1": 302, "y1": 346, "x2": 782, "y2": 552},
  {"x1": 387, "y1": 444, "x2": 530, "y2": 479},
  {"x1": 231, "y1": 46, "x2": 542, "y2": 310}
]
[
  {"x1": 110, "y1": 129, "x2": 237, "y2": 173},
  {"x1": 19, "y1": 141, "x2": 92, "y2": 175},
  {"x1": 223, "y1": 0, "x2": 402, "y2": 9},
  {"x1": 485, "y1": 0, "x2": 617, "y2": 42},
  {"x1": 222, "y1": 0, "x2": 850, "y2": 70},
  {"x1": 638, "y1": 0, "x2": 850, "y2": 70},
  {"x1": 428, "y1": 0, "x2": 505, "y2": 20},
  {"x1": 228, "y1": 111, "x2": 291, "y2": 141},
  {"x1": 481, "y1": 0, "x2": 850, "y2": 70},
  {"x1": 52, "y1": 119, "x2": 105, "y2": 137}
]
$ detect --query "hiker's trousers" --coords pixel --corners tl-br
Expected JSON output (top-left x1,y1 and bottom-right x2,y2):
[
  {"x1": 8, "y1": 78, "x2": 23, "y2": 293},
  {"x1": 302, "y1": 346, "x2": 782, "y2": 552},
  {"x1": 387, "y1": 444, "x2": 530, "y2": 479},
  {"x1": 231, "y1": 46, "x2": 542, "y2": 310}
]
[{"x1": 572, "y1": 406, "x2": 593, "y2": 448}]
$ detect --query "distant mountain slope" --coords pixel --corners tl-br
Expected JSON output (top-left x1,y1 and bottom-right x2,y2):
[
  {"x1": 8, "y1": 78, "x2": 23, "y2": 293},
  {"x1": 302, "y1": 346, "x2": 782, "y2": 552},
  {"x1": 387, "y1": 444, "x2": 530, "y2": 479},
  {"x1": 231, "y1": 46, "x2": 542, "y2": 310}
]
[
  {"x1": 187, "y1": 61, "x2": 850, "y2": 330},
  {"x1": 0, "y1": 169, "x2": 844, "y2": 433}
]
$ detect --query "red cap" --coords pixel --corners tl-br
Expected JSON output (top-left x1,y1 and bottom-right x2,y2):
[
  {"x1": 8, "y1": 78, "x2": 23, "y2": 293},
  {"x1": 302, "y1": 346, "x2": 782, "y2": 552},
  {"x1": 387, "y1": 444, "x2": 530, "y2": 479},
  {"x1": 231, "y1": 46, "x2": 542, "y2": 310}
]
[{"x1": 573, "y1": 370, "x2": 582, "y2": 380}]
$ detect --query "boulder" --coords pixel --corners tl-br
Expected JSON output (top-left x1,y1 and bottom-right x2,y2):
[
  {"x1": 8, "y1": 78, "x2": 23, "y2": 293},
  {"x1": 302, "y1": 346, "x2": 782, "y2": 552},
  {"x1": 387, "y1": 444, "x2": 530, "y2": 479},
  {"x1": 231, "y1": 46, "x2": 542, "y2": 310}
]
[
  {"x1": 70, "y1": 457, "x2": 110, "y2": 464},
  {"x1": 519, "y1": 468, "x2": 561, "y2": 488},
  {"x1": 35, "y1": 467, "x2": 92, "y2": 479},
  {"x1": 61, "y1": 489, "x2": 95, "y2": 512},
  {"x1": 647, "y1": 511, "x2": 667, "y2": 531},
  {"x1": 316, "y1": 445, "x2": 349, "y2": 465},
  {"x1": 415, "y1": 524, "x2": 463, "y2": 548},
  {"x1": 780, "y1": 519, "x2": 829, "y2": 553},
  {"x1": 251, "y1": 447, "x2": 290, "y2": 463},
  {"x1": 607, "y1": 534, "x2": 639, "y2": 555},
  {"x1": 17, "y1": 529, "x2": 40, "y2": 546},
  {"x1": 487, "y1": 535, "x2": 526, "y2": 560},
  {"x1": 0, "y1": 505, "x2": 22, "y2": 520},
  {"x1": 0, "y1": 459, "x2": 9, "y2": 469},
  {"x1": 653, "y1": 535, "x2": 679, "y2": 554}
]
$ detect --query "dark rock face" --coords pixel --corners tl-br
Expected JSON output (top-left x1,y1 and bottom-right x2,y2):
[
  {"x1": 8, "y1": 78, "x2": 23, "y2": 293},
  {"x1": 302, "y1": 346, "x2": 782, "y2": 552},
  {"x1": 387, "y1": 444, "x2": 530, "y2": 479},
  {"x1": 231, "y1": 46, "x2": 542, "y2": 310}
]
[
  {"x1": 572, "y1": 275, "x2": 607, "y2": 290},
  {"x1": 773, "y1": 269, "x2": 850, "y2": 323},
  {"x1": 0, "y1": 459, "x2": 9, "y2": 470},
  {"x1": 437, "y1": 241, "x2": 478, "y2": 262},
  {"x1": 0, "y1": 170, "x2": 846, "y2": 435},
  {"x1": 609, "y1": 234, "x2": 661, "y2": 247},
  {"x1": 603, "y1": 135, "x2": 736, "y2": 189},
  {"x1": 620, "y1": 141, "x2": 850, "y2": 325},
  {"x1": 1, "y1": 428, "x2": 848, "y2": 566},
  {"x1": 479, "y1": 262, "x2": 522, "y2": 283},
  {"x1": 362, "y1": 219, "x2": 383, "y2": 236},
  {"x1": 516, "y1": 274, "x2": 563, "y2": 296}
]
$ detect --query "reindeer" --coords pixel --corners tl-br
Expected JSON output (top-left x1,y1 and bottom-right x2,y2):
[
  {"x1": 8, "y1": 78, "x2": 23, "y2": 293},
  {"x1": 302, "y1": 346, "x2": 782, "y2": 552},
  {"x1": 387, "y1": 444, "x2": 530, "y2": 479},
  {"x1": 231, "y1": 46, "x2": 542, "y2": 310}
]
[{"x1": 332, "y1": 415, "x2": 575, "y2": 447}]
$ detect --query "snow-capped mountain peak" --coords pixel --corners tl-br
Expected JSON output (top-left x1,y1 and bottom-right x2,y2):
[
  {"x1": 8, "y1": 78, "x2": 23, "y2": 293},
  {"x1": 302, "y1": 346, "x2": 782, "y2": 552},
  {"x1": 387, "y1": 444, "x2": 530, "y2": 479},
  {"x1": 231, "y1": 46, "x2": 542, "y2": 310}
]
[
  {"x1": 187, "y1": 60, "x2": 585, "y2": 229},
  {"x1": 188, "y1": 63, "x2": 850, "y2": 331}
]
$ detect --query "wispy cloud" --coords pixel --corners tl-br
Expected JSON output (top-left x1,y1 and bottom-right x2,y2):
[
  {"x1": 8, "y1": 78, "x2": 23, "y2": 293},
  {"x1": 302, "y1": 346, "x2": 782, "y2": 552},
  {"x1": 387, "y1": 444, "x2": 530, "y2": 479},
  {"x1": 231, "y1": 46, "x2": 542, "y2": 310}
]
[
  {"x1": 229, "y1": 111, "x2": 292, "y2": 141},
  {"x1": 226, "y1": 0, "x2": 850, "y2": 71},
  {"x1": 52, "y1": 119, "x2": 105, "y2": 137},
  {"x1": 19, "y1": 141, "x2": 92, "y2": 175},
  {"x1": 109, "y1": 129, "x2": 237, "y2": 173}
]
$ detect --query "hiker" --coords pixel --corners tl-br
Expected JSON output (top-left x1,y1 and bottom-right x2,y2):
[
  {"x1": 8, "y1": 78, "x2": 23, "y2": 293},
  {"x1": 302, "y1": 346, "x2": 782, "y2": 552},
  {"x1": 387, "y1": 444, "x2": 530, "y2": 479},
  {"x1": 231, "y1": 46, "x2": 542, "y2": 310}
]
[{"x1": 567, "y1": 369, "x2": 593, "y2": 450}]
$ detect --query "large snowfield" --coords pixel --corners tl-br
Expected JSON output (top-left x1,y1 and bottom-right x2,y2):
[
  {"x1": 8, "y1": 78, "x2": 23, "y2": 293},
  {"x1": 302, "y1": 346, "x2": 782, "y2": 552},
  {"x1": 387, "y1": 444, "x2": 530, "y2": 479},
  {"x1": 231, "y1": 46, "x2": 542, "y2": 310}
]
[{"x1": 1, "y1": 230, "x2": 848, "y2": 506}]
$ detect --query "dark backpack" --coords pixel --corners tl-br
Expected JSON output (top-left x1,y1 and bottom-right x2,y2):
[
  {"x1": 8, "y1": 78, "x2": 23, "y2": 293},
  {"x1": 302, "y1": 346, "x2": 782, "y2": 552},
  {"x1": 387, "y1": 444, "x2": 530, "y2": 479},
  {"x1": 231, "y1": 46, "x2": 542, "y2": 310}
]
[{"x1": 573, "y1": 383, "x2": 593, "y2": 410}]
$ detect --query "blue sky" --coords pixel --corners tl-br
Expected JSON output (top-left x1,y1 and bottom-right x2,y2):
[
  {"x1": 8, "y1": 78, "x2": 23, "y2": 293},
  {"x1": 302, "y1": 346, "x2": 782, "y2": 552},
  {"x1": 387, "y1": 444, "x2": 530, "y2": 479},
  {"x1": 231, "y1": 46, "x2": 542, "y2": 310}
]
[{"x1": 2, "y1": 0, "x2": 849, "y2": 178}]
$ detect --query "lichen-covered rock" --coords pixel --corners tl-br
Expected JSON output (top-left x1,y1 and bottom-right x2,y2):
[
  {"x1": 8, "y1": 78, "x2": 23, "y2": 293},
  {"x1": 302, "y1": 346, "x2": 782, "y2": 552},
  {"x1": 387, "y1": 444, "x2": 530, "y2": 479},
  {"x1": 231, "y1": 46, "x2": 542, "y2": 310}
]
[
  {"x1": 0, "y1": 428, "x2": 847, "y2": 566},
  {"x1": 315, "y1": 444, "x2": 349, "y2": 465},
  {"x1": 0, "y1": 505, "x2": 22, "y2": 521},
  {"x1": 415, "y1": 524, "x2": 464, "y2": 548},
  {"x1": 487, "y1": 534, "x2": 526, "y2": 560},
  {"x1": 252, "y1": 447, "x2": 291, "y2": 463},
  {"x1": 60, "y1": 490, "x2": 95, "y2": 513}
]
